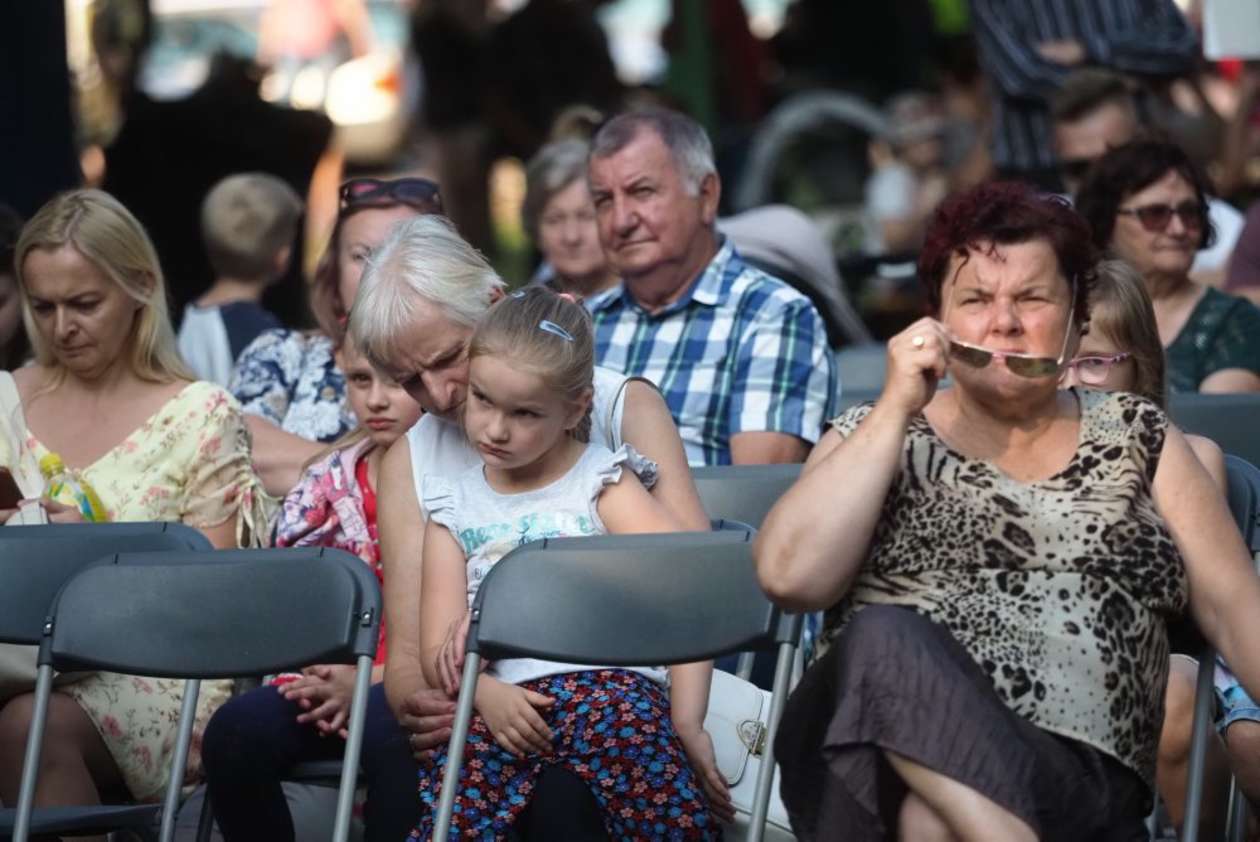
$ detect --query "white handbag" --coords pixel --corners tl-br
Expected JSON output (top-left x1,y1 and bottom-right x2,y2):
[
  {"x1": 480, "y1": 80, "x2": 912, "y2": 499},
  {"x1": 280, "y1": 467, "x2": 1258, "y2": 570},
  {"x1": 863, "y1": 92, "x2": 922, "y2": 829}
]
[{"x1": 703, "y1": 669, "x2": 796, "y2": 841}]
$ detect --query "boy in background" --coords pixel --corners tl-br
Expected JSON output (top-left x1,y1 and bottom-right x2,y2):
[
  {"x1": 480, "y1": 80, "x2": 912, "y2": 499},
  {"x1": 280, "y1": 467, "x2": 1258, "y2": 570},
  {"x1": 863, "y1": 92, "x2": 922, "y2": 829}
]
[{"x1": 179, "y1": 173, "x2": 301, "y2": 385}]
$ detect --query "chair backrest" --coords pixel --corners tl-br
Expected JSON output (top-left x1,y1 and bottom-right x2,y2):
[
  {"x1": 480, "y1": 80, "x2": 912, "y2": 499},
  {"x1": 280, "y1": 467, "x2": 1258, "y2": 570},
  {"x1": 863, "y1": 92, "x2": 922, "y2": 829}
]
[
  {"x1": 1170, "y1": 393, "x2": 1260, "y2": 468},
  {"x1": 469, "y1": 531, "x2": 801, "y2": 666},
  {"x1": 1225, "y1": 455, "x2": 1260, "y2": 556},
  {"x1": 0, "y1": 522, "x2": 211, "y2": 644},
  {"x1": 42, "y1": 547, "x2": 380, "y2": 678},
  {"x1": 692, "y1": 464, "x2": 802, "y2": 529}
]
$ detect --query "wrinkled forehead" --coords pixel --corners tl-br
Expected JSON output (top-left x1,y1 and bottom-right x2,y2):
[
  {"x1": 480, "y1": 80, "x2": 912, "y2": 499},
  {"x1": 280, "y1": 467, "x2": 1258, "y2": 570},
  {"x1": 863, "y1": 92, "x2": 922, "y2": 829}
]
[{"x1": 946, "y1": 240, "x2": 1068, "y2": 297}]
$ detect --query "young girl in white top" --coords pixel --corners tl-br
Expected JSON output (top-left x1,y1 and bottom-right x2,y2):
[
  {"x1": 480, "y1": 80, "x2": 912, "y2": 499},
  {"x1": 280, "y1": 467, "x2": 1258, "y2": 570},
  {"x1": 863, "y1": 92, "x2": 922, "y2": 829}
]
[{"x1": 413, "y1": 287, "x2": 730, "y2": 840}]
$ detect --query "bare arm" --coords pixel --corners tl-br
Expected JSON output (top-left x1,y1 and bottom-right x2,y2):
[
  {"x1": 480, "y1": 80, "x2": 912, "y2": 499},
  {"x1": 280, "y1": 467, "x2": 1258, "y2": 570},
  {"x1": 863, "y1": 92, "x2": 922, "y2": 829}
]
[
  {"x1": 730, "y1": 431, "x2": 810, "y2": 465},
  {"x1": 1186, "y1": 432, "x2": 1228, "y2": 492},
  {"x1": 754, "y1": 318, "x2": 948, "y2": 611},
  {"x1": 619, "y1": 381, "x2": 708, "y2": 531},
  {"x1": 377, "y1": 436, "x2": 428, "y2": 716},
  {"x1": 244, "y1": 415, "x2": 324, "y2": 498},
  {"x1": 1156, "y1": 426, "x2": 1260, "y2": 705},
  {"x1": 198, "y1": 518, "x2": 240, "y2": 550},
  {"x1": 419, "y1": 520, "x2": 469, "y2": 690},
  {"x1": 596, "y1": 469, "x2": 685, "y2": 534},
  {"x1": 1199, "y1": 368, "x2": 1260, "y2": 394}
]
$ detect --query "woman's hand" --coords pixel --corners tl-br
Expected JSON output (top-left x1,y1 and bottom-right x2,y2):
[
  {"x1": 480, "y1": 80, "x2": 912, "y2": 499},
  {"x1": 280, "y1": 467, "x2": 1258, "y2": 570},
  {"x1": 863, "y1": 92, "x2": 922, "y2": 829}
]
[
  {"x1": 398, "y1": 689, "x2": 457, "y2": 761},
  {"x1": 281, "y1": 664, "x2": 356, "y2": 737},
  {"x1": 879, "y1": 317, "x2": 952, "y2": 419},
  {"x1": 39, "y1": 498, "x2": 84, "y2": 524},
  {"x1": 675, "y1": 724, "x2": 736, "y2": 824},
  {"x1": 473, "y1": 676, "x2": 555, "y2": 759},
  {"x1": 436, "y1": 610, "x2": 473, "y2": 696}
]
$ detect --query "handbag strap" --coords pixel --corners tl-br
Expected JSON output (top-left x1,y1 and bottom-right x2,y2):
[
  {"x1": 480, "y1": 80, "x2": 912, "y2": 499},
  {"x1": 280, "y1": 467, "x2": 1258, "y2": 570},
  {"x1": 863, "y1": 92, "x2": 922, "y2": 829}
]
[{"x1": 606, "y1": 375, "x2": 656, "y2": 452}]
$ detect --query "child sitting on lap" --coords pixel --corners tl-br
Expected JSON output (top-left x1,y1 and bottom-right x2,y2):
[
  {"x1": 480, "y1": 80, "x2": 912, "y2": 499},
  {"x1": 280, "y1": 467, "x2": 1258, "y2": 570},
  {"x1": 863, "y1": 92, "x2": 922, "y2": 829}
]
[{"x1": 413, "y1": 287, "x2": 731, "y2": 840}]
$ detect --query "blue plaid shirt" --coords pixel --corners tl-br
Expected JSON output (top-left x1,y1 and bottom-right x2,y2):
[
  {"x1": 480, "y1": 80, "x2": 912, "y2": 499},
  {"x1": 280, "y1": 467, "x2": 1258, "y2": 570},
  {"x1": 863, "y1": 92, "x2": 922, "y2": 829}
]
[{"x1": 588, "y1": 240, "x2": 838, "y2": 466}]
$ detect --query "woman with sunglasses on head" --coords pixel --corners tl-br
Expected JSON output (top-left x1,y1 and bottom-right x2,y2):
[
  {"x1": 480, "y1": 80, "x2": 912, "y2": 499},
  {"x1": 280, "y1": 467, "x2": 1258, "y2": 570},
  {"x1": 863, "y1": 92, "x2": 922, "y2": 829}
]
[
  {"x1": 1076, "y1": 138, "x2": 1260, "y2": 394},
  {"x1": 756, "y1": 181, "x2": 1260, "y2": 841},
  {"x1": 229, "y1": 177, "x2": 443, "y2": 496}
]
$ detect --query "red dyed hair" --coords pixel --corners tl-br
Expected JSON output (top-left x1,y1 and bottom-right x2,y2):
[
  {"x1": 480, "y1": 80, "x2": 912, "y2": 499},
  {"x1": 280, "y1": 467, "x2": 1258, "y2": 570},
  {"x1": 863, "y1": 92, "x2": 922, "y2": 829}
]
[{"x1": 917, "y1": 181, "x2": 1098, "y2": 330}]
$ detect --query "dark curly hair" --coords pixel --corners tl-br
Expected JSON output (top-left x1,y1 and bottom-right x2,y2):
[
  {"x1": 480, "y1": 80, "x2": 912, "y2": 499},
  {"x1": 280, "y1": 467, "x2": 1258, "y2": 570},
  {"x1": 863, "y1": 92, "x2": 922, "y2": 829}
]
[
  {"x1": 1075, "y1": 137, "x2": 1216, "y2": 253},
  {"x1": 917, "y1": 181, "x2": 1097, "y2": 331}
]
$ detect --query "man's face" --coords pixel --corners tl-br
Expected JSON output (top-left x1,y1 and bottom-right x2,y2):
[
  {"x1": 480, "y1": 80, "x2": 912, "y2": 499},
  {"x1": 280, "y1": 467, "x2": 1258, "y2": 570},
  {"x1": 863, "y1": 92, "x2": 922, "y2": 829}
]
[
  {"x1": 588, "y1": 129, "x2": 719, "y2": 291},
  {"x1": 1054, "y1": 101, "x2": 1138, "y2": 194}
]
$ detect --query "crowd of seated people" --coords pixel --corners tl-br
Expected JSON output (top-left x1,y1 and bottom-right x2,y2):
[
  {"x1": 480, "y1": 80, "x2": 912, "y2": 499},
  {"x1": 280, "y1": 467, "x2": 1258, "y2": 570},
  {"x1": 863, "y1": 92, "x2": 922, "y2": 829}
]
[{"x1": 1, "y1": 99, "x2": 1260, "y2": 842}]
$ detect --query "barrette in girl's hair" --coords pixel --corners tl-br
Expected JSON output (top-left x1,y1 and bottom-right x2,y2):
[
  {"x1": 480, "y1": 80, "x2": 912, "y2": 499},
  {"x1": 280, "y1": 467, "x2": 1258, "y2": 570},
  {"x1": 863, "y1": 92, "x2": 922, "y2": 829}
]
[
  {"x1": 510, "y1": 290, "x2": 527, "y2": 299},
  {"x1": 538, "y1": 320, "x2": 575, "y2": 342},
  {"x1": 556, "y1": 292, "x2": 578, "y2": 303}
]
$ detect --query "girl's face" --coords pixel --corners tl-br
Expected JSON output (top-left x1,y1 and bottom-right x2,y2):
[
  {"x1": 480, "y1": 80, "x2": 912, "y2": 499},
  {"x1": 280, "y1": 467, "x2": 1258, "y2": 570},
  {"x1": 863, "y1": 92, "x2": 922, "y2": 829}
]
[
  {"x1": 1061, "y1": 312, "x2": 1136, "y2": 393},
  {"x1": 338, "y1": 343, "x2": 424, "y2": 449},
  {"x1": 22, "y1": 245, "x2": 142, "y2": 380},
  {"x1": 464, "y1": 353, "x2": 590, "y2": 472}
]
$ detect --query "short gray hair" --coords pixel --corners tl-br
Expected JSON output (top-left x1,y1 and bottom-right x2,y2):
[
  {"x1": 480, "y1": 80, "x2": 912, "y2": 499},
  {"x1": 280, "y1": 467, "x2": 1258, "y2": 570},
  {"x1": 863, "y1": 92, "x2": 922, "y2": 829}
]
[
  {"x1": 350, "y1": 214, "x2": 505, "y2": 369},
  {"x1": 522, "y1": 139, "x2": 590, "y2": 240},
  {"x1": 590, "y1": 108, "x2": 716, "y2": 195}
]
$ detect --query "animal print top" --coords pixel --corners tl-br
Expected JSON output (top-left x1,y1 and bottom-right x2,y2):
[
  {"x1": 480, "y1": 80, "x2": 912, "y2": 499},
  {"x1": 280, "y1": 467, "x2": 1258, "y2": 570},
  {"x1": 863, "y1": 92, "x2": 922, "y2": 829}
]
[{"x1": 820, "y1": 388, "x2": 1187, "y2": 786}]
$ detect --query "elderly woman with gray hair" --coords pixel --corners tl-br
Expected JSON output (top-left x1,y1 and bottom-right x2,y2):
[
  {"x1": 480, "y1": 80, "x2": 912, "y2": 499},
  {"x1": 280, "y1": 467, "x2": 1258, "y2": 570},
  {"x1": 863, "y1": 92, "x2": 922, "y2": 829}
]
[{"x1": 523, "y1": 138, "x2": 619, "y2": 299}]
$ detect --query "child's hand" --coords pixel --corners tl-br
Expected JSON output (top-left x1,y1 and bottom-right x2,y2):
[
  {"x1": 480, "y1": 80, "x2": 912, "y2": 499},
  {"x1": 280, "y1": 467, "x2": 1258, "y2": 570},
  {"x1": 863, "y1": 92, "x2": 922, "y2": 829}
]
[
  {"x1": 474, "y1": 676, "x2": 555, "y2": 759},
  {"x1": 675, "y1": 724, "x2": 736, "y2": 824},
  {"x1": 281, "y1": 664, "x2": 356, "y2": 737},
  {"x1": 436, "y1": 609, "x2": 476, "y2": 696},
  {"x1": 39, "y1": 498, "x2": 84, "y2": 524}
]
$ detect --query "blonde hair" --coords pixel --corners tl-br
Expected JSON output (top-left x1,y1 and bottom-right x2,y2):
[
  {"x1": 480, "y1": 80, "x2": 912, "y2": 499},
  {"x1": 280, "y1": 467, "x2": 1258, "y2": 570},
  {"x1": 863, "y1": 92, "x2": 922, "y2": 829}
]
[
  {"x1": 1088, "y1": 258, "x2": 1167, "y2": 408},
  {"x1": 15, "y1": 189, "x2": 192, "y2": 387},
  {"x1": 351, "y1": 215, "x2": 505, "y2": 371},
  {"x1": 469, "y1": 286, "x2": 595, "y2": 442},
  {"x1": 201, "y1": 172, "x2": 302, "y2": 280}
]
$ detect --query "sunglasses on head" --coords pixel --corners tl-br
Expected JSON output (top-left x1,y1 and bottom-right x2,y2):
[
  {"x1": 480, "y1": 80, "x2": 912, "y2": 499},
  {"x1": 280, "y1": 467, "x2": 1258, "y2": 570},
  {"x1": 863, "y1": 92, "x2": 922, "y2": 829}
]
[
  {"x1": 339, "y1": 177, "x2": 443, "y2": 215},
  {"x1": 1116, "y1": 200, "x2": 1203, "y2": 233},
  {"x1": 945, "y1": 277, "x2": 1077, "y2": 378}
]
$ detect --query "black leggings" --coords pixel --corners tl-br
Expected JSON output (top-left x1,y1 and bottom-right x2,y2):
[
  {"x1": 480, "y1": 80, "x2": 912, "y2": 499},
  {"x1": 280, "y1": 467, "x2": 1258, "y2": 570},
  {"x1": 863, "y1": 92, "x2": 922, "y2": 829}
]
[{"x1": 201, "y1": 683, "x2": 607, "y2": 841}]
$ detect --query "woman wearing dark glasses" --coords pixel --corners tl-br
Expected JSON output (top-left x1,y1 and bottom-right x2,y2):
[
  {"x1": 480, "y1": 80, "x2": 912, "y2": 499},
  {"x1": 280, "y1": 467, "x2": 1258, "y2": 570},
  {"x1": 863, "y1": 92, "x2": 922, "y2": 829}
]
[
  {"x1": 228, "y1": 177, "x2": 443, "y2": 495},
  {"x1": 1077, "y1": 138, "x2": 1260, "y2": 394},
  {"x1": 756, "y1": 181, "x2": 1260, "y2": 841}
]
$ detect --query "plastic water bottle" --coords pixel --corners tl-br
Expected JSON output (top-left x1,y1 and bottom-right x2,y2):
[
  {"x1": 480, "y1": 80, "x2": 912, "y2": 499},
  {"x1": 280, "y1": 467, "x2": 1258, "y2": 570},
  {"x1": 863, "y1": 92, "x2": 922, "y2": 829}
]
[{"x1": 39, "y1": 453, "x2": 109, "y2": 522}]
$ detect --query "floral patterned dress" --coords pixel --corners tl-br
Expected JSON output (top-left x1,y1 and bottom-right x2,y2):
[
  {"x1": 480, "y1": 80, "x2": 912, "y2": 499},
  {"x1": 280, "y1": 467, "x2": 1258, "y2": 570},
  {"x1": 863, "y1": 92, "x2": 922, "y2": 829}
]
[
  {"x1": 1, "y1": 381, "x2": 271, "y2": 801},
  {"x1": 229, "y1": 328, "x2": 356, "y2": 443}
]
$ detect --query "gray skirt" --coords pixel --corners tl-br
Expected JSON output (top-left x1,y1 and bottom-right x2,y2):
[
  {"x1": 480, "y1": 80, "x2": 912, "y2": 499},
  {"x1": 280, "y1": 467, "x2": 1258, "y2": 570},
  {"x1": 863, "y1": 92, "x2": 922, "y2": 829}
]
[{"x1": 774, "y1": 605, "x2": 1149, "y2": 842}]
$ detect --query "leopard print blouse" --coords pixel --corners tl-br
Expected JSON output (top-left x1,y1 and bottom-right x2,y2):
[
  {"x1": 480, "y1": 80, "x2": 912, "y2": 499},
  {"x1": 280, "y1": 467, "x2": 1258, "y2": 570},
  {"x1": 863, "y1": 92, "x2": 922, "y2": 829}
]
[{"x1": 820, "y1": 388, "x2": 1187, "y2": 785}]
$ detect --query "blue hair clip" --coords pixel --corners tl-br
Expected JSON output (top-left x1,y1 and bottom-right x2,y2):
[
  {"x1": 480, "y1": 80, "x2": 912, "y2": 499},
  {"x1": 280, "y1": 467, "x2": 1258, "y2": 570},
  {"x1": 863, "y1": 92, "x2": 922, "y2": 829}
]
[
  {"x1": 538, "y1": 320, "x2": 575, "y2": 342},
  {"x1": 510, "y1": 290, "x2": 527, "y2": 299}
]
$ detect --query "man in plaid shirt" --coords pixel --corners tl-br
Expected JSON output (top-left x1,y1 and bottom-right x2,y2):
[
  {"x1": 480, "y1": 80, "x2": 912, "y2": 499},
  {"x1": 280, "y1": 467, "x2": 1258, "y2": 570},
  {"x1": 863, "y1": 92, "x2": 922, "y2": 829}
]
[{"x1": 586, "y1": 108, "x2": 837, "y2": 466}]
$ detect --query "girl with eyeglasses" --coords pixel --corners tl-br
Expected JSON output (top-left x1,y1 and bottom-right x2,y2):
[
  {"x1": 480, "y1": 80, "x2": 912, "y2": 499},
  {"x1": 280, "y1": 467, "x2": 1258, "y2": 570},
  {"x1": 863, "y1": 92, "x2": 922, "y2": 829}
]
[
  {"x1": 1076, "y1": 138, "x2": 1260, "y2": 395},
  {"x1": 228, "y1": 177, "x2": 443, "y2": 496},
  {"x1": 1058, "y1": 259, "x2": 1244, "y2": 842}
]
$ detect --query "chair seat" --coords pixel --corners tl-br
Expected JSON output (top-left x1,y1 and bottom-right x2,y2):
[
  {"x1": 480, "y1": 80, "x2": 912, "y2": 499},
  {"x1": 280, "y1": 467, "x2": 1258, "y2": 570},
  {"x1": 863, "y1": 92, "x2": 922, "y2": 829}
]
[
  {"x1": 285, "y1": 760, "x2": 362, "y2": 784},
  {"x1": 0, "y1": 802, "x2": 160, "y2": 836}
]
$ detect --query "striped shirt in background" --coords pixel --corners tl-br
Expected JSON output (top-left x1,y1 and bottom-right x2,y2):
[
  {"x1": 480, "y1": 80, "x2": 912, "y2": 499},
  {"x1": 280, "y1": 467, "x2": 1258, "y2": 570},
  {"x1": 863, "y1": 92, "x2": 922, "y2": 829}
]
[
  {"x1": 588, "y1": 239, "x2": 838, "y2": 466},
  {"x1": 969, "y1": 0, "x2": 1197, "y2": 175}
]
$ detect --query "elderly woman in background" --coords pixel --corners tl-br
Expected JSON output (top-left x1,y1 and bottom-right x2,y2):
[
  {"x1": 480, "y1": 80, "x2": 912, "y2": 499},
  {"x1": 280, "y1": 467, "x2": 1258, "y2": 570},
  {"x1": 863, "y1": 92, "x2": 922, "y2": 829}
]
[
  {"x1": 0, "y1": 190, "x2": 267, "y2": 832},
  {"x1": 1076, "y1": 138, "x2": 1260, "y2": 394},
  {"x1": 230, "y1": 177, "x2": 442, "y2": 495},
  {"x1": 756, "y1": 181, "x2": 1260, "y2": 842},
  {"x1": 522, "y1": 138, "x2": 619, "y2": 299}
]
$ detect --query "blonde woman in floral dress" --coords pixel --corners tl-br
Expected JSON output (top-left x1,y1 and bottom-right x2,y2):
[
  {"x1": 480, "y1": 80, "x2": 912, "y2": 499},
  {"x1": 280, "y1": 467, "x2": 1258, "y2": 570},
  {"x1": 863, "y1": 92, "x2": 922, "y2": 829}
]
[{"x1": 0, "y1": 189, "x2": 269, "y2": 834}]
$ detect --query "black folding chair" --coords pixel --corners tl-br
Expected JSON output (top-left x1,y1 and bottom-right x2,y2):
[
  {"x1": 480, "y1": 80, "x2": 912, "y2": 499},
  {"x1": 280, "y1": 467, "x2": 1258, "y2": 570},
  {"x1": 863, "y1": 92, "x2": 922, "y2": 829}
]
[
  {"x1": 9, "y1": 547, "x2": 380, "y2": 842},
  {"x1": 1181, "y1": 455, "x2": 1260, "y2": 842},
  {"x1": 431, "y1": 530, "x2": 802, "y2": 842},
  {"x1": 0, "y1": 523, "x2": 210, "y2": 841},
  {"x1": 692, "y1": 464, "x2": 802, "y2": 531},
  {"x1": 1169, "y1": 393, "x2": 1260, "y2": 468}
]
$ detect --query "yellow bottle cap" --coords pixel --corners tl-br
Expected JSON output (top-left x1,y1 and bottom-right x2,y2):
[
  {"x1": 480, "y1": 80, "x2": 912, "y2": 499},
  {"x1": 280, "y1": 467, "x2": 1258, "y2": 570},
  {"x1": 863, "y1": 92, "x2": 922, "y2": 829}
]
[{"x1": 39, "y1": 453, "x2": 66, "y2": 478}]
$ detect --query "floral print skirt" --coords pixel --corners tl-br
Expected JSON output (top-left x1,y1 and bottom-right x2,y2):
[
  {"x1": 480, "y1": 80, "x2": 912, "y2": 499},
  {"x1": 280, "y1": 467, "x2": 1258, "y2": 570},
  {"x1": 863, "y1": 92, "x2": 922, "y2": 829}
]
[
  {"x1": 63, "y1": 673, "x2": 232, "y2": 801},
  {"x1": 411, "y1": 669, "x2": 719, "y2": 841}
]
